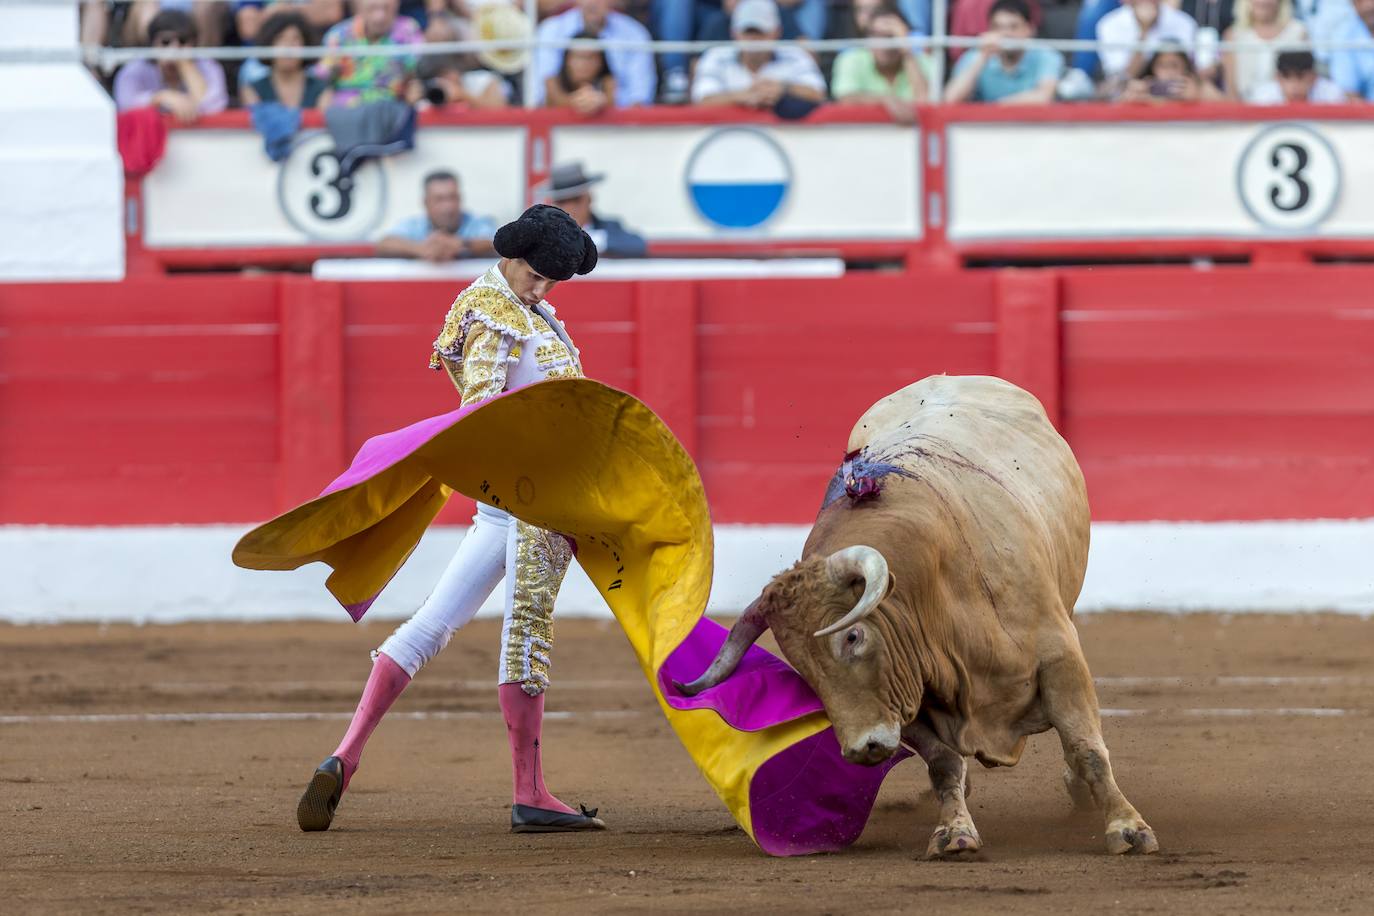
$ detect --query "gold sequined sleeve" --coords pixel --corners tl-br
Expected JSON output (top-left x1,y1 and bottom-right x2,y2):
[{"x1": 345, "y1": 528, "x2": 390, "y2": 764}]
[{"x1": 457, "y1": 322, "x2": 510, "y2": 406}]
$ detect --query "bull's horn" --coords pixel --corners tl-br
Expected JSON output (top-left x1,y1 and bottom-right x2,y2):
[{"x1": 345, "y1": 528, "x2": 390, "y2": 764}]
[
  {"x1": 814, "y1": 546, "x2": 890, "y2": 638},
  {"x1": 671, "y1": 600, "x2": 767, "y2": 696}
]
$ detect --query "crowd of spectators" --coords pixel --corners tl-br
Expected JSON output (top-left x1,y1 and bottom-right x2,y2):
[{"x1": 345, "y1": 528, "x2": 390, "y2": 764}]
[{"x1": 88, "y1": 0, "x2": 1374, "y2": 123}]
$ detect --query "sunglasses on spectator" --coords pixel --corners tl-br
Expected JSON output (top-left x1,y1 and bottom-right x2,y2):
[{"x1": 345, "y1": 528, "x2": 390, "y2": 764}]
[{"x1": 153, "y1": 33, "x2": 189, "y2": 47}]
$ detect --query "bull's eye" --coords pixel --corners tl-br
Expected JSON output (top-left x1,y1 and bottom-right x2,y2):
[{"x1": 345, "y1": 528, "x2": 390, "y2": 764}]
[{"x1": 846, "y1": 628, "x2": 861, "y2": 646}]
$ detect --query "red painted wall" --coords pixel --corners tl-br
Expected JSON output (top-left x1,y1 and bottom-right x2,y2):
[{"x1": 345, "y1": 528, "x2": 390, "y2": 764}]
[{"x1": 3, "y1": 265, "x2": 1371, "y2": 525}]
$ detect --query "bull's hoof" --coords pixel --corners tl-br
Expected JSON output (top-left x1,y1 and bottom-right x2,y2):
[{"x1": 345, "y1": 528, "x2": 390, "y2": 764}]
[
  {"x1": 1105, "y1": 819, "x2": 1159, "y2": 855},
  {"x1": 926, "y1": 822, "x2": 983, "y2": 859},
  {"x1": 1063, "y1": 768, "x2": 1096, "y2": 812}
]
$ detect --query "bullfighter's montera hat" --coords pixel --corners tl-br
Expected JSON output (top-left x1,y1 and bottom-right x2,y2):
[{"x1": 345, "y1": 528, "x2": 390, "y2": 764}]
[{"x1": 493, "y1": 204, "x2": 598, "y2": 281}]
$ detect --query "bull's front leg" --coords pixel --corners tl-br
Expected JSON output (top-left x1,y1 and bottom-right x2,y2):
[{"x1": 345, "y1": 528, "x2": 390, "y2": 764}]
[
  {"x1": 902, "y1": 721, "x2": 981, "y2": 859},
  {"x1": 1039, "y1": 647, "x2": 1160, "y2": 855}
]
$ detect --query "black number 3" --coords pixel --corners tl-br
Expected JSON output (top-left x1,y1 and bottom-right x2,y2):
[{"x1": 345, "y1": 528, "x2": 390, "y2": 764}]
[
  {"x1": 1269, "y1": 142, "x2": 1311, "y2": 213},
  {"x1": 308, "y1": 150, "x2": 353, "y2": 221}
]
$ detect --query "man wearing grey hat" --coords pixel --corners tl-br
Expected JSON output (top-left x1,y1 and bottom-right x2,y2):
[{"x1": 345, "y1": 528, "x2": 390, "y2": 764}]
[
  {"x1": 542, "y1": 162, "x2": 648, "y2": 259},
  {"x1": 692, "y1": 0, "x2": 827, "y2": 115}
]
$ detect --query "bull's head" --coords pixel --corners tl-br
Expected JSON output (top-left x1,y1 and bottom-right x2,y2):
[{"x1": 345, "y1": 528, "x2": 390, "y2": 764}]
[{"x1": 675, "y1": 546, "x2": 911, "y2": 767}]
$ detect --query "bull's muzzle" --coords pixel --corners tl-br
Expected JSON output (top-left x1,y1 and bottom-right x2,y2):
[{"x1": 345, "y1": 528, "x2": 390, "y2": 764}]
[{"x1": 841, "y1": 724, "x2": 901, "y2": 766}]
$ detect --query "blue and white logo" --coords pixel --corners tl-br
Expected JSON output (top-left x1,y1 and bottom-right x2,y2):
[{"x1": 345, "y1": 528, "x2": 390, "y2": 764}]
[{"x1": 685, "y1": 128, "x2": 792, "y2": 230}]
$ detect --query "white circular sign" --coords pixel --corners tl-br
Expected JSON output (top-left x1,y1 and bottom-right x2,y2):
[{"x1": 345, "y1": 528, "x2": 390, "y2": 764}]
[
  {"x1": 277, "y1": 131, "x2": 387, "y2": 242},
  {"x1": 1237, "y1": 124, "x2": 1340, "y2": 231},
  {"x1": 685, "y1": 128, "x2": 792, "y2": 230}
]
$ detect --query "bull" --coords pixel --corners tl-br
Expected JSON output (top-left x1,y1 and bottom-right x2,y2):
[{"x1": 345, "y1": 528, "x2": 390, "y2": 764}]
[{"x1": 677, "y1": 376, "x2": 1158, "y2": 858}]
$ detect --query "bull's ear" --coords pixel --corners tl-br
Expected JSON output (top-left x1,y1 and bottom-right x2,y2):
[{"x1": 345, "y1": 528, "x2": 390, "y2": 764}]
[{"x1": 885, "y1": 573, "x2": 896, "y2": 598}]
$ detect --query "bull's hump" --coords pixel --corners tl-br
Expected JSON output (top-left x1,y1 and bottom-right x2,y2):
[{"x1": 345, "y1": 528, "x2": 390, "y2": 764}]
[{"x1": 847, "y1": 375, "x2": 1047, "y2": 454}]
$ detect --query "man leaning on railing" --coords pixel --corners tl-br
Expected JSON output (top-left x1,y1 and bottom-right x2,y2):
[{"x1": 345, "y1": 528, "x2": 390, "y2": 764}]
[{"x1": 691, "y1": 0, "x2": 827, "y2": 115}]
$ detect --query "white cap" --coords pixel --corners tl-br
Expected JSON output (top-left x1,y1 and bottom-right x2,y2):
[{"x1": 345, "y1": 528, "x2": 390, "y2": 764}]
[{"x1": 732, "y1": 0, "x2": 781, "y2": 34}]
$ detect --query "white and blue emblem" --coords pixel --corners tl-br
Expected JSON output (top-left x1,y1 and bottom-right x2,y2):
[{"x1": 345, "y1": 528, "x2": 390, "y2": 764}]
[{"x1": 685, "y1": 128, "x2": 792, "y2": 230}]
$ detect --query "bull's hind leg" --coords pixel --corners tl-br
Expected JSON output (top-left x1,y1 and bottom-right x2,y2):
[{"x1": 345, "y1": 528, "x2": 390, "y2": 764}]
[
  {"x1": 903, "y1": 721, "x2": 981, "y2": 859},
  {"x1": 1039, "y1": 647, "x2": 1159, "y2": 855}
]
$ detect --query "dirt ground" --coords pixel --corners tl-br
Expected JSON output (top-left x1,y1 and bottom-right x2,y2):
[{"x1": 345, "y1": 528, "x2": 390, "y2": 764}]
[{"x1": 2, "y1": 613, "x2": 1372, "y2": 915}]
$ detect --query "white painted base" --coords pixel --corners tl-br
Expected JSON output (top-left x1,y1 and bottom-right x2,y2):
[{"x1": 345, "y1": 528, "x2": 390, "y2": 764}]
[{"x1": 2, "y1": 521, "x2": 1372, "y2": 624}]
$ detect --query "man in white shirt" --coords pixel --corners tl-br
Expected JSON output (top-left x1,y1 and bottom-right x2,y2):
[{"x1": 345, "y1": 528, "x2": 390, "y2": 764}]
[
  {"x1": 1096, "y1": 0, "x2": 1199, "y2": 81},
  {"x1": 1249, "y1": 49, "x2": 1349, "y2": 102},
  {"x1": 691, "y1": 0, "x2": 827, "y2": 111}
]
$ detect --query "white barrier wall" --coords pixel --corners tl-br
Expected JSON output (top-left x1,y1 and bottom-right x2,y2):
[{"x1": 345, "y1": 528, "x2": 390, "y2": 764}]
[
  {"x1": 0, "y1": 2, "x2": 123, "y2": 280},
  {"x1": 139, "y1": 122, "x2": 921, "y2": 246},
  {"x1": 551, "y1": 124, "x2": 922, "y2": 240},
  {"x1": 143, "y1": 127, "x2": 527, "y2": 245},
  {"x1": 947, "y1": 120, "x2": 1374, "y2": 240},
  {"x1": 4, "y1": 522, "x2": 1371, "y2": 623}
]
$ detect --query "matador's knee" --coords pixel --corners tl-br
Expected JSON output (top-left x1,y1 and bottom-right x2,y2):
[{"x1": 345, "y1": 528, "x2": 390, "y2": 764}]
[{"x1": 500, "y1": 521, "x2": 572, "y2": 695}]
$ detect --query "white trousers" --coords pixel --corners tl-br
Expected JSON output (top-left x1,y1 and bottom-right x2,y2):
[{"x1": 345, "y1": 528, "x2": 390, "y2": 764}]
[{"x1": 378, "y1": 503, "x2": 567, "y2": 691}]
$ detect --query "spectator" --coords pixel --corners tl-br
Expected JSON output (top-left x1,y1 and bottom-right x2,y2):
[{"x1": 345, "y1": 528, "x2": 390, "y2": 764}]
[
  {"x1": 420, "y1": 0, "x2": 473, "y2": 43},
  {"x1": 408, "y1": 13, "x2": 511, "y2": 109},
  {"x1": 1069, "y1": 0, "x2": 1121, "y2": 80},
  {"x1": 242, "y1": 11, "x2": 334, "y2": 108},
  {"x1": 1250, "y1": 48, "x2": 1349, "y2": 100},
  {"x1": 950, "y1": 0, "x2": 1040, "y2": 63},
  {"x1": 116, "y1": 1, "x2": 228, "y2": 51},
  {"x1": 1293, "y1": 0, "x2": 1358, "y2": 62},
  {"x1": 1182, "y1": 0, "x2": 1236, "y2": 74},
  {"x1": 691, "y1": 0, "x2": 828, "y2": 114},
  {"x1": 376, "y1": 171, "x2": 497, "y2": 262},
  {"x1": 1117, "y1": 42, "x2": 1225, "y2": 101},
  {"x1": 831, "y1": 0, "x2": 933, "y2": 39},
  {"x1": 542, "y1": 162, "x2": 647, "y2": 258},
  {"x1": 315, "y1": 0, "x2": 425, "y2": 106},
  {"x1": 945, "y1": 0, "x2": 1063, "y2": 104},
  {"x1": 1096, "y1": 0, "x2": 1200, "y2": 83},
  {"x1": 831, "y1": 7, "x2": 932, "y2": 116},
  {"x1": 409, "y1": 52, "x2": 512, "y2": 109},
  {"x1": 1223, "y1": 0, "x2": 1306, "y2": 99},
  {"x1": 657, "y1": 0, "x2": 828, "y2": 102},
  {"x1": 543, "y1": 31, "x2": 617, "y2": 113},
  {"x1": 113, "y1": 9, "x2": 228, "y2": 122},
  {"x1": 1329, "y1": 0, "x2": 1374, "y2": 98},
  {"x1": 531, "y1": 0, "x2": 656, "y2": 107},
  {"x1": 235, "y1": 0, "x2": 346, "y2": 45}
]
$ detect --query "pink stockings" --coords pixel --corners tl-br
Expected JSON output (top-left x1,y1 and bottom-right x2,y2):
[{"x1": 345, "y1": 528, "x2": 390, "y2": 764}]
[
  {"x1": 330, "y1": 654, "x2": 572, "y2": 813},
  {"x1": 499, "y1": 682, "x2": 574, "y2": 814},
  {"x1": 332, "y1": 652, "x2": 411, "y2": 790}
]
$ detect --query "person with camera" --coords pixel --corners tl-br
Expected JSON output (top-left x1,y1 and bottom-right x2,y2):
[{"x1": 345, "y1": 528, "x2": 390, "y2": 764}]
[
  {"x1": 1096, "y1": 0, "x2": 1200, "y2": 84},
  {"x1": 377, "y1": 171, "x2": 497, "y2": 262},
  {"x1": 1116, "y1": 42, "x2": 1224, "y2": 102}
]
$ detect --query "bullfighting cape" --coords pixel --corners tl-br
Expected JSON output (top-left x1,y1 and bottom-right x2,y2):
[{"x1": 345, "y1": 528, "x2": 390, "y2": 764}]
[{"x1": 233, "y1": 379, "x2": 904, "y2": 855}]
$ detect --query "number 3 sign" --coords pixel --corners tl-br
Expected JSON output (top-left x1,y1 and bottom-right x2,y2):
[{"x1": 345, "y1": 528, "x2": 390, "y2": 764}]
[
  {"x1": 277, "y1": 132, "x2": 388, "y2": 242},
  {"x1": 1237, "y1": 123, "x2": 1341, "y2": 231}
]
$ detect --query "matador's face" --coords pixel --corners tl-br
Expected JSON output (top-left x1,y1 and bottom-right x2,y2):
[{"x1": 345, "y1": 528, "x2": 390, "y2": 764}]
[{"x1": 502, "y1": 259, "x2": 559, "y2": 307}]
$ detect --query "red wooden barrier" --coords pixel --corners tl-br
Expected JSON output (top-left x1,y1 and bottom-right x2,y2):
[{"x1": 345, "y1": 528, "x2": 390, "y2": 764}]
[
  {"x1": 1060, "y1": 265, "x2": 1374, "y2": 520},
  {"x1": 2, "y1": 265, "x2": 1371, "y2": 526}
]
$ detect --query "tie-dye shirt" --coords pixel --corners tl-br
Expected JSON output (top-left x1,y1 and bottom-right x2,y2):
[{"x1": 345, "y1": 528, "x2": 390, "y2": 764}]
[{"x1": 313, "y1": 14, "x2": 423, "y2": 106}]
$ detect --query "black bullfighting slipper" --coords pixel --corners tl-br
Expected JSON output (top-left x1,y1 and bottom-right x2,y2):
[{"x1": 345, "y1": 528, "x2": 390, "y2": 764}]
[
  {"x1": 296, "y1": 756, "x2": 345, "y2": 832},
  {"x1": 511, "y1": 803, "x2": 607, "y2": 833}
]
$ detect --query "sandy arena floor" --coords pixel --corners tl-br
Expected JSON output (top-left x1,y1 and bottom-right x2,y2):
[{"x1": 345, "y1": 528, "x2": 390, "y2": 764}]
[{"x1": 2, "y1": 613, "x2": 1372, "y2": 914}]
